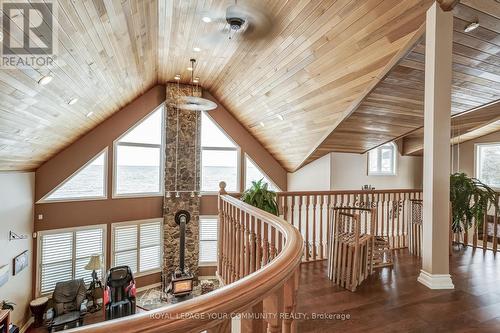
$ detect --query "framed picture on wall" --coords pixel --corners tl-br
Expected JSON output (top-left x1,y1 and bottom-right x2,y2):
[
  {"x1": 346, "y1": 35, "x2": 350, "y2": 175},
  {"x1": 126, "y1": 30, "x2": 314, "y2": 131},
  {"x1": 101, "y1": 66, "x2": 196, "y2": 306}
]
[{"x1": 13, "y1": 251, "x2": 28, "y2": 275}]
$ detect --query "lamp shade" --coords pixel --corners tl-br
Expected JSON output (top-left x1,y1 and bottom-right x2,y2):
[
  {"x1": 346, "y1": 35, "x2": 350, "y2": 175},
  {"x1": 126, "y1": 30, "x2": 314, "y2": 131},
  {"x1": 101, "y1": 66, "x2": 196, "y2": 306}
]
[{"x1": 85, "y1": 255, "x2": 102, "y2": 271}]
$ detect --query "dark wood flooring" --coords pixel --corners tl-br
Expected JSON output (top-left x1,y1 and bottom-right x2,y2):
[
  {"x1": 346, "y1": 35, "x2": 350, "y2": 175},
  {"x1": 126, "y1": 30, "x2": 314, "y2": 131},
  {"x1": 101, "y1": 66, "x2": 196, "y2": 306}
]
[{"x1": 296, "y1": 247, "x2": 500, "y2": 333}]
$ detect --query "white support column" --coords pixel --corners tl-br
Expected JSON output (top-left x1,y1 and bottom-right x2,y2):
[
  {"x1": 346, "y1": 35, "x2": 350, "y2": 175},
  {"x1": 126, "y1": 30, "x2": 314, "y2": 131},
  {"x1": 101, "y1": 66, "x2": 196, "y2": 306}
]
[{"x1": 417, "y1": 1, "x2": 454, "y2": 290}]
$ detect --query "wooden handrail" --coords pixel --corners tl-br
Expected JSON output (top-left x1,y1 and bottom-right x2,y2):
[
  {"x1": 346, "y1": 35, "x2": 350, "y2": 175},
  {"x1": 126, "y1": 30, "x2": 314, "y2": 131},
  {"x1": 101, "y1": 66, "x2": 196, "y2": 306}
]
[
  {"x1": 73, "y1": 184, "x2": 304, "y2": 333},
  {"x1": 278, "y1": 189, "x2": 422, "y2": 196}
]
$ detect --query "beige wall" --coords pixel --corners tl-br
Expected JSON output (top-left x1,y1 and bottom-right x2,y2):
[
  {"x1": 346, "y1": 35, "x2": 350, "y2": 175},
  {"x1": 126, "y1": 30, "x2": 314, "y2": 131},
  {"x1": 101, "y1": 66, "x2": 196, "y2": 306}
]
[
  {"x1": 331, "y1": 152, "x2": 423, "y2": 190},
  {"x1": 287, "y1": 151, "x2": 423, "y2": 191},
  {"x1": 287, "y1": 154, "x2": 331, "y2": 191},
  {"x1": 452, "y1": 130, "x2": 500, "y2": 177},
  {"x1": 0, "y1": 172, "x2": 34, "y2": 327}
]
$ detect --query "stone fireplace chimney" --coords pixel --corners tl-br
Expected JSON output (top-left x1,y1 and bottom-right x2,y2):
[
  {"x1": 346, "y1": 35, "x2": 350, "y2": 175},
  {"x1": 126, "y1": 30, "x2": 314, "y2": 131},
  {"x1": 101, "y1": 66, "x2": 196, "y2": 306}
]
[{"x1": 163, "y1": 83, "x2": 202, "y2": 283}]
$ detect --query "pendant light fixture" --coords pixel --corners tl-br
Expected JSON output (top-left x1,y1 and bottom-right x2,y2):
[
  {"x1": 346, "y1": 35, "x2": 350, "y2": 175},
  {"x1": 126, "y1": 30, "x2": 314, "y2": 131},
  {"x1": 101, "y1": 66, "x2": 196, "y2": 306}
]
[{"x1": 177, "y1": 59, "x2": 217, "y2": 111}]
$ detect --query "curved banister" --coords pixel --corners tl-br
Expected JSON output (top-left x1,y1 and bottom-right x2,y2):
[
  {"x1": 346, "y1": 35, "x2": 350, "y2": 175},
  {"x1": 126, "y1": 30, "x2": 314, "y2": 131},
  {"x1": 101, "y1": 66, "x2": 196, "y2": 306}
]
[{"x1": 72, "y1": 187, "x2": 304, "y2": 332}]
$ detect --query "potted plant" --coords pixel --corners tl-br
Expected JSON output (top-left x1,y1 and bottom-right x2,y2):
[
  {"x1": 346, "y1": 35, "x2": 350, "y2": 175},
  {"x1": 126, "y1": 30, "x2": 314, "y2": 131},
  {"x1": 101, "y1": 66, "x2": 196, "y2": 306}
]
[
  {"x1": 450, "y1": 172, "x2": 498, "y2": 234},
  {"x1": 241, "y1": 179, "x2": 279, "y2": 216}
]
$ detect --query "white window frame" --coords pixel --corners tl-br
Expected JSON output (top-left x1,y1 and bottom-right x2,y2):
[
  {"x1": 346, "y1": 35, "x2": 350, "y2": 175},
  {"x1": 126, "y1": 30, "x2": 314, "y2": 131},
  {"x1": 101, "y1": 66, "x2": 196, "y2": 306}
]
[
  {"x1": 200, "y1": 111, "x2": 241, "y2": 194},
  {"x1": 36, "y1": 224, "x2": 107, "y2": 297},
  {"x1": 199, "y1": 215, "x2": 218, "y2": 267},
  {"x1": 475, "y1": 142, "x2": 500, "y2": 190},
  {"x1": 367, "y1": 142, "x2": 397, "y2": 176},
  {"x1": 38, "y1": 148, "x2": 108, "y2": 203},
  {"x1": 244, "y1": 154, "x2": 281, "y2": 192},
  {"x1": 111, "y1": 218, "x2": 163, "y2": 277},
  {"x1": 112, "y1": 104, "x2": 165, "y2": 198}
]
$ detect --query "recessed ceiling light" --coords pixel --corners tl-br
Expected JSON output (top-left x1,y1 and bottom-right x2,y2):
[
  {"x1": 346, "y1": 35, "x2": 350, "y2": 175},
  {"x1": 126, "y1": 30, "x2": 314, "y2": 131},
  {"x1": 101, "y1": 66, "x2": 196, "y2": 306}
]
[
  {"x1": 187, "y1": 67, "x2": 193, "y2": 71},
  {"x1": 193, "y1": 47, "x2": 201, "y2": 52},
  {"x1": 259, "y1": 121, "x2": 265, "y2": 127},
  {"x1": 193, "y1": 77, "x2": 200, "y2": 83},
  {"x1": 464, "y1": 21, "x2": 479, "y2": 33},
  {"x1": 86, "y1": 111, "x2": 94, "y2": 117},
  {"x1": 68, "y1": 97, "x2": 78, "y2": 105},
  {"x1": 202, "y1": 16, "x2": 212, "y2": 23},
  {"x1": 38, "y1": 75, "x2": 53, "y2": 85},
  {"x1": 174, "y1": 74, "x2": 181, "y2": 80},
  {"x1": 276, "y1": 114, "x2": 284, "y2": 121}
]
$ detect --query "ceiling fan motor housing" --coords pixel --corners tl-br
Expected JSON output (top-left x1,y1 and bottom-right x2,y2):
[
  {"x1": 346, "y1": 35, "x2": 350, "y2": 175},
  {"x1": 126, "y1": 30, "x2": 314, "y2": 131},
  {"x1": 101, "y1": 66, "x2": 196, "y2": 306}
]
[{"x1": 227, "y1": 17, "x2": 245, "y2": 31}]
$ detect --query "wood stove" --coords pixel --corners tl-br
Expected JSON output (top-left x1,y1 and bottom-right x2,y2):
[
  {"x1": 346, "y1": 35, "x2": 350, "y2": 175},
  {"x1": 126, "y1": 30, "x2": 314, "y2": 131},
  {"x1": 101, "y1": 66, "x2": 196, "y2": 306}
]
[{"x1": 170, "y1": 210, "x2": 194, "y2": 299}]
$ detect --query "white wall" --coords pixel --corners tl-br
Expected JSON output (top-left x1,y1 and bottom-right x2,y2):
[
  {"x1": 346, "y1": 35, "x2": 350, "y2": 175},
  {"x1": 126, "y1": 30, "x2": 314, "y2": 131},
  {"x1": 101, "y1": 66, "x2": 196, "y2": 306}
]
[
  {"x1": 331, "y1": 152, "x2": 423, "y2": 190},
  {"x1": 287, "y1": 152, "x2": 423, "y2": 191},
  {"x1": 287, "y1": 154, "x2": 331, "y2": 191},
  {"x1": 0, "y1": 172, "x2": 34, "y2": 327}
]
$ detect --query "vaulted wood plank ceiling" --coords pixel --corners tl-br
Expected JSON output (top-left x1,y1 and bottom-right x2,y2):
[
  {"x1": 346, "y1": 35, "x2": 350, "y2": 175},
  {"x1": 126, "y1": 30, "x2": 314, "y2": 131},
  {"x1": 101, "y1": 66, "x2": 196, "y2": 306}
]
[
  {"x1": 0, "y1": 0, "x2": 435, "y2": 171},
  {"x1": 1, "y1": 0, "x2": 498, "y2": 172},
  {"x1": 302, "y1": 0, "x2": 500, "y2": 166}
]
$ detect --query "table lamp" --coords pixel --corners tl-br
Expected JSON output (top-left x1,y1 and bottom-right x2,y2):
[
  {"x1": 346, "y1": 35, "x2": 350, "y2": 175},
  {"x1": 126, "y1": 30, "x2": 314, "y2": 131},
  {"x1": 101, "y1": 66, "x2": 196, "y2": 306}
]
[{"x1": 85, "y1": 255, "x2": 102, "y2": 312}]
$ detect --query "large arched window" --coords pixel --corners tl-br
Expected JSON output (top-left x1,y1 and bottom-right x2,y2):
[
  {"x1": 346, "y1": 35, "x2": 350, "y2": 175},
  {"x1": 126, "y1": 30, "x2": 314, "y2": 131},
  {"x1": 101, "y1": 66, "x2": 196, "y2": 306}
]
[{"x1": 368, "y1": 142, "x2": 397, "y2": 175}]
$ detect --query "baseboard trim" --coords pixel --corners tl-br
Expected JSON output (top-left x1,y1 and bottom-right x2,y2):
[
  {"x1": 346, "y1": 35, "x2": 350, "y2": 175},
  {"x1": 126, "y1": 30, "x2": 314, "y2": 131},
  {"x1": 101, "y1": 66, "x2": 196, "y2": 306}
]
[
  {"x1": 417, "y1": 269, "x2": 454, "y2": 289},
  {"x1": 20, "y1": 317, "x2": 34, "y2": 333}
]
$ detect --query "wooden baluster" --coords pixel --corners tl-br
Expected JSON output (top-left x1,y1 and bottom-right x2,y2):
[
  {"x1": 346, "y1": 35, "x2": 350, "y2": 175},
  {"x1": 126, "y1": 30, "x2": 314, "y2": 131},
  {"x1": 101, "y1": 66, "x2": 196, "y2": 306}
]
[
  {"x1": 234, "y1": 208, "x2": 241, "y2": 281},
  {"x1": 284, "y1": 195, "x2": 289, "y2": 223},
  {"x1": 319, "y1": 195, "x2": 324, "y2": 260},
  {"x1": 298, "y1": 196, "x2": 303, "y2": 257},
  {"x1": 305, "y1": 195, "x2": 310, "y2": 261},
  {"x1": 326, "y1": 195, "x2": 331, "y2": 260},
  {"x1": 241, "y1": 302, "x2": 266, "y2": 333},
  {"x1": 494, "y1": 194, "x2": 498, "y2": 252},
  {"x1": 250, "y1": 215, "x2": 256, "y2": 273},
  {"x1": 312, "y1": 195, "x2": 317, "y2": 261},
  {"x1": 263, "y1": 287, "x2": 284, "y2": 333},
  {"x1": 228, "y1": 205, "x2": 234, "y2": 283},
  {"x1": 263, "y1": 223, "x2": 269, "y2": 265},
  {"x1": 256, "y1": 219, "x2": 262, "y2": 269},
  {"x1": 223, "y1": 201, "x2": 229, "y2": 283},
  {"x1": 483, "y1": 208, "x2": 488, "y2": 251},
  {"x1": 277, "y1": 230, "x2": 283, "y2": 255},
  {"x1": 290, "y1": 196, "x2": 295, "y2": 229},
  {"x1": 402, "y1": 192, "x2": 407, "y2": 248},
  {"x1": 245, "y1": 212, "x2": 251, "y2": 276},
  {"x1": 282, "y1": 268, "x2": 299, "y2": 333},
  {"x1": 270, "y1": 226, "x2": 277, "y2": 260},
  {"x1": 396, "y1": 193, "x2": 400, "y2": 248},
  {"x1": 240, "y1": 209, "x2": 245, "y2": 279}
]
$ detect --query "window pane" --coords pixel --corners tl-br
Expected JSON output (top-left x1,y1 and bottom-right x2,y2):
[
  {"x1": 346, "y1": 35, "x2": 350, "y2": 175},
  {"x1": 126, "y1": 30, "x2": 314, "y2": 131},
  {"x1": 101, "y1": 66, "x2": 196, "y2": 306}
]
[
  {"x1": 120, "y1": 107, "x2": 162, "y2": 145},
  {"x1": 75, "y1": 228, "x2": 104, "y2": 284},
  {"x1": 114, "y1": 225, "x2": 137, "y2": 252},
  {"x1": 116, "y1": 146, "x2": 161, "y2": 194},
  {"x1": 380, "y1": 148, "x2": 393, "y2": 173},
  {"x1": 245, "y1": 156, "x2": 278, "y2": 191},
  {"x1": 40, "y1": 232, "x2": 74, "y2": 293},
  {"x1": 140, "y1": 245, "x2": 161, "y2": 272},
  {"x1": 202, "y1": 149, "x2": 238, "y2": 192},
  {"x1": 114, "y1": 250, "x2": 138, "y2": 273},
  {"x1": 200, "y1": 218, "x2": 218, "y2": 264},
  {"x1": 140, "y1": 222, "x2": 161, "y2": 248},
  {"x1": 201, "y1": 112, "x2": 235, "y2": 148},
  {"x1": 478, "y1": 145, "x2": 500, "y2": 188},
  {"x1": 368, "y1": 150, "x2": 378, "y2": 173},
  {"x1": 46, "y1": 151, "x2": 106, "y2": 200}
]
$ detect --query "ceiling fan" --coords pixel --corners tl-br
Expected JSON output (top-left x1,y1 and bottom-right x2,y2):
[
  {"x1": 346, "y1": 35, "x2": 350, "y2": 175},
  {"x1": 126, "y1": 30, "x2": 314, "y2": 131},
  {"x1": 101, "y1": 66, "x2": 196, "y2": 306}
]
[{"x1": 200, "y1": 0, "x2": 272, "y2": 44}]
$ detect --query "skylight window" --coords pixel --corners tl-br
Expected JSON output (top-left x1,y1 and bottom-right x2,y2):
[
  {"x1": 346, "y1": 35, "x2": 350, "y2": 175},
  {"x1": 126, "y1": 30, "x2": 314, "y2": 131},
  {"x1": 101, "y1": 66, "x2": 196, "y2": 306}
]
[
  {"x1": 40, "y1": 149, "x2": 107, "y2": 202},
  {"x1": 114, "y1": 106, "x2": 165, "y2": 196}
]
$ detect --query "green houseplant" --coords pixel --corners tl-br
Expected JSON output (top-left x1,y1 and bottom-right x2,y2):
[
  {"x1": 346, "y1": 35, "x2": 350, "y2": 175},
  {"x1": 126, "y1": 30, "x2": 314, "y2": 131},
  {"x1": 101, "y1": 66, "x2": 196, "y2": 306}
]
[
  {"x1": 450, "y1": 172, "x2": 498, "y2": 233},
  {"x1": 241, "y1": 179, "x2": 279, "y2": 216}
]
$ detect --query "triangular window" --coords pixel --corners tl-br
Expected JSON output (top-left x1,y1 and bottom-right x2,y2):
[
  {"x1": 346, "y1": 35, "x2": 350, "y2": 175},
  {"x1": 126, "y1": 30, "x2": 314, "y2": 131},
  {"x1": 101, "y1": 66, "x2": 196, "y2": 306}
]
[
  {"x1": 245, "y1": 155, "x2": 279, "y2": 191},
  {"x1": 40, "y1": 149, "x2": 107, "y2": 202}
]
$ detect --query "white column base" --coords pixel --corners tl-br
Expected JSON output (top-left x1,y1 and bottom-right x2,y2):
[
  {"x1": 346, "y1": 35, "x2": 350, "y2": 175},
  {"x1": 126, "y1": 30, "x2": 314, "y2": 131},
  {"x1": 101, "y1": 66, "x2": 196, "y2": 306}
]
[{"x1": 417, "y1": 269, "x2": 454, "y2": 289}]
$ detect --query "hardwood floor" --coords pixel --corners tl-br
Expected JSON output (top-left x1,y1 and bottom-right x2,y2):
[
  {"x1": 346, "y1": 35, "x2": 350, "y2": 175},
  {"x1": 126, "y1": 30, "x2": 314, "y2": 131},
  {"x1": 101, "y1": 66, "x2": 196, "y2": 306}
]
[{"x1": 296, "y1": 248, "x2": 500, "y2": 332}]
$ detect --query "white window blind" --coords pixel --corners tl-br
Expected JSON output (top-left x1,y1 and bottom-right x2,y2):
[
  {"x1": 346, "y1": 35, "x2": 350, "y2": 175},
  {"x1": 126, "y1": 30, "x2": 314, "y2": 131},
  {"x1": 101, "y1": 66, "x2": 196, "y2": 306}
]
[
  {"x1": 39, "y1": 226, "x2": 105, "y2": 295},
  {"x1": 199, "y1": 217, "x2": 218, "y2": 264},
  {"x1": 112, "y1": 219, "x2": 162, "y2": 274}
]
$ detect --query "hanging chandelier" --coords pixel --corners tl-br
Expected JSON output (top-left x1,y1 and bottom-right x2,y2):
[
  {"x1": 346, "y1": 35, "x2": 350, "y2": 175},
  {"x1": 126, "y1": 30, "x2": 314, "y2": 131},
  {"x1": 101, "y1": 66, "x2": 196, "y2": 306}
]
[{"x1": 177, "y1": 59, "x2": 217, "y2": 111}]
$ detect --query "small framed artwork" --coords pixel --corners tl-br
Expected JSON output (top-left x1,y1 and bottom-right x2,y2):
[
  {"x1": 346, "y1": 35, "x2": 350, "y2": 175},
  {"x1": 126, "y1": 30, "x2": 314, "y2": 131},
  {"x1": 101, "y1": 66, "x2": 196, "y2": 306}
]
[
  {"x1": 13, "y1": 251, "x2": 28, "y2": 276},
  {"x1": 0, "y1": 265, "x2": 8, "y2": 287}
]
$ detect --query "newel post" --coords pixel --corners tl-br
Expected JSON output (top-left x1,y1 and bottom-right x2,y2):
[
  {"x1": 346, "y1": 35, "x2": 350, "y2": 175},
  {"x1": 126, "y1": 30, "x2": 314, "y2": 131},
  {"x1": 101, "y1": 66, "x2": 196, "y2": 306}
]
[{"x1": 218, "y1": 182, "x2": 227, "y2": 281}]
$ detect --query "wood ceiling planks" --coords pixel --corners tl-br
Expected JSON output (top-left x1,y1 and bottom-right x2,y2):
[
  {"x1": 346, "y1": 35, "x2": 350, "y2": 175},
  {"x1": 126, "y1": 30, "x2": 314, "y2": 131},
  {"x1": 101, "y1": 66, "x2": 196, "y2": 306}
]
[
  {"x1": 303, "y1": 1, "x2": 500, "y2": 166},
  {"x1": 1, "y1": 0, "x2": 499, "y2": 172},
  {"x1": 0, "y1": 0, "x2": 158, "y2": 170}
]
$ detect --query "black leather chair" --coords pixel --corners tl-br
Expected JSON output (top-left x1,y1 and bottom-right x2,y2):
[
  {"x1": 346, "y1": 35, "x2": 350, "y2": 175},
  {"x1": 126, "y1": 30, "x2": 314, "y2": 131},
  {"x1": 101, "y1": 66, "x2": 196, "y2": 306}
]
[
  {"x1": 47, "y1": 279, "x2": 87, "y2": 332},
  {"x1": 104, "y1": 266, "x2": 136, "y2": 320}
]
